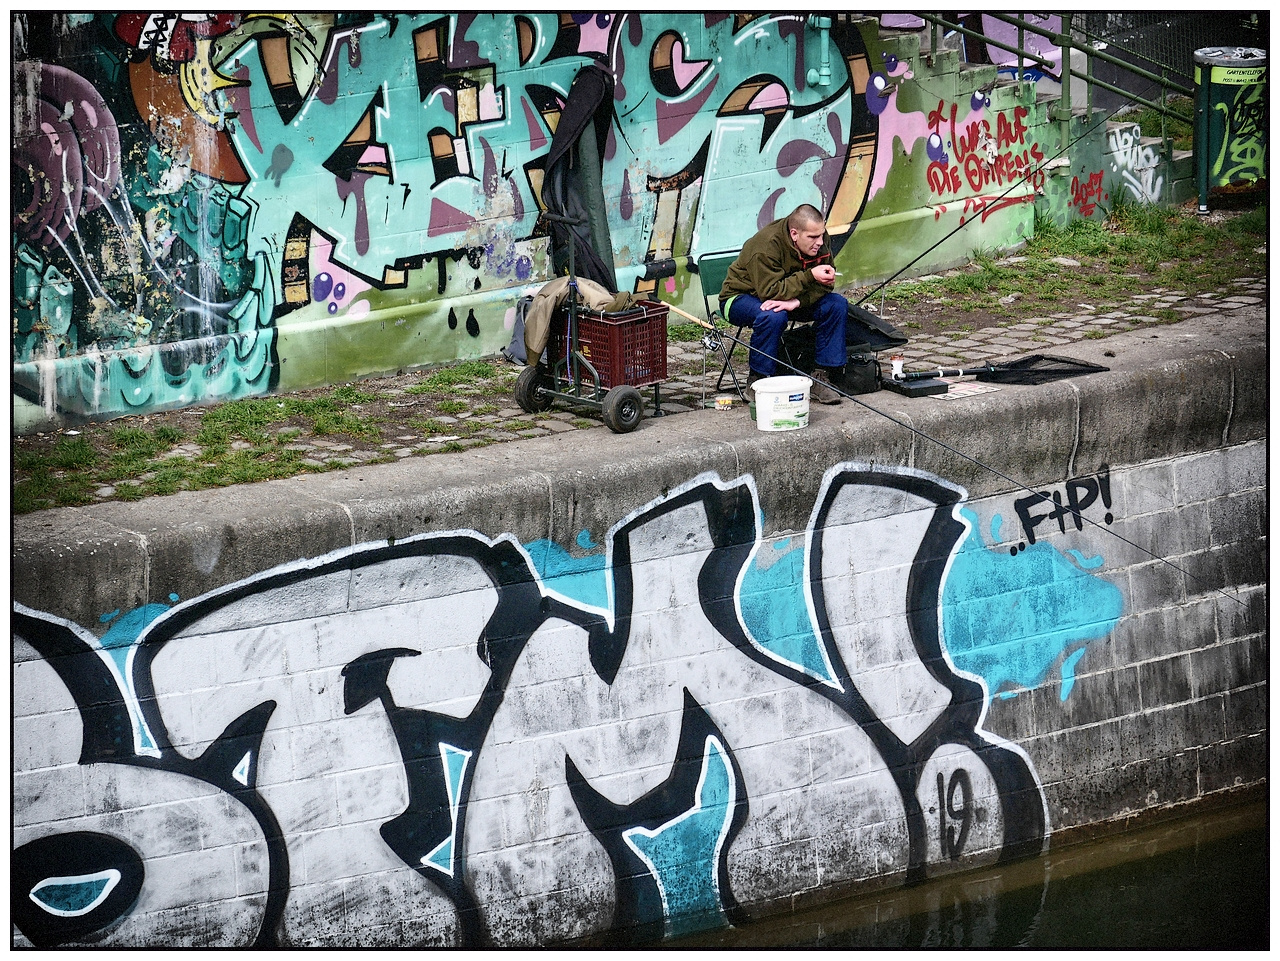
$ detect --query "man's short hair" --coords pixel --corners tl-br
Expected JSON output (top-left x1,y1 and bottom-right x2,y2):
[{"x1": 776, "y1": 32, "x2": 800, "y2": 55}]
[{"x1": 787, "y1": 204, "x2": 825, "y2": 232}]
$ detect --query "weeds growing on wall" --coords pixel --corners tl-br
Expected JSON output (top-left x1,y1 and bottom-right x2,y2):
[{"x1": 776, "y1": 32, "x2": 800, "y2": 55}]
[
  {"x1": 1124, "y1": 95, "x2": 1195, "y2": 151},
  {"x1": 11, "y1": 202, "x2": 1265, "y2": 515}
]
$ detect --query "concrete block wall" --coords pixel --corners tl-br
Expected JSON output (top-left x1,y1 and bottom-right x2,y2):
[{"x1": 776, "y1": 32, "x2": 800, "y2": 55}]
[{"x1": 12, "y1": 320, "x2": 1266, "y2": 947}]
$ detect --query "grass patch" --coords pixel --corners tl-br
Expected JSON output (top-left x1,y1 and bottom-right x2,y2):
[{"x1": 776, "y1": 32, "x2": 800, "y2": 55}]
[
  {"x1": 406, "y1": 360, "x2": 500, "y2": 393},
  {"x1": 667, "y1": 321, "x2": 715, "y2": 342},
  {"x1": 1125, "y1": 95, "x2": 1194, "y2": 150}
]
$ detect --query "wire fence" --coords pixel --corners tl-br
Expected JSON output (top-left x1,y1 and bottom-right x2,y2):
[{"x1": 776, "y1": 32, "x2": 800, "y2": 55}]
[{"x1": 1075, "y1": 12, "x2": 1267, "y2": 87}]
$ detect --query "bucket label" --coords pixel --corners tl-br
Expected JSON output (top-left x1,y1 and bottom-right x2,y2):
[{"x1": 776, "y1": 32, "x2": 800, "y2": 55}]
[{"x1": 764, "y1": 398, "x2": 808, "y2": 429}]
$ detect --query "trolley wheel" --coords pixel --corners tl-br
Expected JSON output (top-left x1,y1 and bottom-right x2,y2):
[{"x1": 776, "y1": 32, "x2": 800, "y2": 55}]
[
  {"x1": 514, "y1": 365, "x2": 553, "y2": 413},
  {"x1": 602, "y1": 385, "x2": 644, "y2": 433}
]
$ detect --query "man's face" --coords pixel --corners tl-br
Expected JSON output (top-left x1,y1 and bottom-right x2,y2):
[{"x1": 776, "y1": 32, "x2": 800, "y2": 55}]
[{"x1": 790, "y1": 222, "x2": 825, "y2": 258}]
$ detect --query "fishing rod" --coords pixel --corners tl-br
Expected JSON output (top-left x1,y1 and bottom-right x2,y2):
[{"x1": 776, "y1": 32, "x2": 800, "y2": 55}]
[
  {"x1": 851, "y1": 74, "x2": 1171, "y2": 308},
  {"x1": 664, "y1": 302, "x2": 1246, "y2": 610}
]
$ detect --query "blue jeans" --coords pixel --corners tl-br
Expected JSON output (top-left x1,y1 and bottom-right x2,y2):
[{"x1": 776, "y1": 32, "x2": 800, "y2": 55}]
[{"x1": 726, "y1": 291, "x2": 847, "y2": 377}]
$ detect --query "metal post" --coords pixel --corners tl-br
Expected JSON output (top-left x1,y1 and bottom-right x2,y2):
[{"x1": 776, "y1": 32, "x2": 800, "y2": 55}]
[
  {"x1": 1057, "y1": 14, "x2": 1072, "y2": 155},
  {"x1": 1086, "y1": 39, "x2": 1094, "y2": 115},
  {"x1": 1160, "y1": 68, "x2": 1169, "y2": 158},
  {"x1": 1195, "y1": 59, "x2": 1211, "y2": 213}
]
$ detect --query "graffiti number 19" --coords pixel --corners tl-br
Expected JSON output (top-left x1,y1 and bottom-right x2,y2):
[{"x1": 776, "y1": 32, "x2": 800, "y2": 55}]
[{"x1": 937, "y1": 768, "x2": 973, "y2": 861}]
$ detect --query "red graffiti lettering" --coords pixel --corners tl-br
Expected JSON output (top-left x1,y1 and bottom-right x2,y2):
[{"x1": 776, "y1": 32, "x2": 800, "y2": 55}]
[
  {"x1": 928, "y1": 99, "x2": 958, "y2": 134},
  {"x1": 1070, "y1": 169, "x2": 1107, "y2": 217},
  {"x1": 926, "y1": 101, "x2": 1045, "y2": 201},
  {"x1": 995, "y1": 106, "x2": 1029, "y2": 150},
  {"x1": 962, "y1": 192, "x2": 1035, "y2": 223},
  {"x1": 927, "y1": 160, "x2": 961, "y2": 195}
]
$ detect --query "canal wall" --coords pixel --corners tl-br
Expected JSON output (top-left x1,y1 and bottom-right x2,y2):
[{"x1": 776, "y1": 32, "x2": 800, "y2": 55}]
[
  {"x1": 12, "y1": 315, "x2": 1267, "y2": 947},
  {"x1": 15, "y1": 13, "x2": 1211, "y2": 433}
]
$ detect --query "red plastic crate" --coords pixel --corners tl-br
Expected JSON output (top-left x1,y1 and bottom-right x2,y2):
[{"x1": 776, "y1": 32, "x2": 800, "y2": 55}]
[{"x1": 549, "y1": 299, "x2": 668, "y2": 389}]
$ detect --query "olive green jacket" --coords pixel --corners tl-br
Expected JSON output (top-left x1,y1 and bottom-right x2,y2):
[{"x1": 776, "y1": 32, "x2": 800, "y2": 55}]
[{"x1": 718, "y1": 217, "x2": 834, "y2": 311}]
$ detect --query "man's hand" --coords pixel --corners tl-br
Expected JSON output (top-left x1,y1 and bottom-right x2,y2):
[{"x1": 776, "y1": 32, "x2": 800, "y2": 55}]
[
  {"x1": 812, "y1": 264, "x2": 837, "y2": 285},
  {"x1": 761, "y1": 298, "x2": 801, "y2": 312}
]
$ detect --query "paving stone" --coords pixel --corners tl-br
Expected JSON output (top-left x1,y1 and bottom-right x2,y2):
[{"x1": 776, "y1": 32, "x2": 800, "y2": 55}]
[
  {"x1": 301, "y1": 458, "x2": 326, "y2": 468},
  {"x1": 1224, "y1": 296, "x2": 1262, "y2": 304},
  {"x1": 517, "y1": 429, "x2": 550, "y2": 438},
  {"x1": 538, "y1": 420, "x2": 579, "y2": 432},
  {"x1": 481, "y1": 430, "x2": 521, "y2": 441},
  {"x1": 1051, "y1": 256, "x2": 1081, "y2": 267}
]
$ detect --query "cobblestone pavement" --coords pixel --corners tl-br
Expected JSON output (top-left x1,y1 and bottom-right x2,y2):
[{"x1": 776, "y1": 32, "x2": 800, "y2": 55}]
[
  {"x1": 35, "y1": 273, "x2": 1265, "y2": 507},
  {"x1": 633, "y1": 274, "x2": 1268, "y2": 417}
]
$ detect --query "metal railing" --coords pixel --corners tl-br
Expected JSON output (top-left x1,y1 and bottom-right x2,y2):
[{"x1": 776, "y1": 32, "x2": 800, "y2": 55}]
[{"x1": 916, "y1": 11, "x2": 1195, "y2": 132}]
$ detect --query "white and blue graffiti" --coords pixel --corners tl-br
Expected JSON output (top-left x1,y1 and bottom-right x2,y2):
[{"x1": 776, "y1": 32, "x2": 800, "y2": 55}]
[{"x1": 13, "y1": 462, "x2": 1121, "y2": 947}]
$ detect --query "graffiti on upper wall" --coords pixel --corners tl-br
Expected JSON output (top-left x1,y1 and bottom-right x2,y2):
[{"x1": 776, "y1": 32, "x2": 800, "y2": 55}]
[
  {"x1": 11, "y1": 13, "x2": 884, "y2": 422},
  {"x1": 1107, "y1": 123, "x2": 1165, "y2": 206},
  {"x1": 1070, "y1": 169, "x2": 1107, "y2": 218},
  {"x1": 14, "y1": 12, "x2": 1063, "y2": 425},
  {"x1": 14, "y1": 462, "x2": 1130, "y2": 947}
]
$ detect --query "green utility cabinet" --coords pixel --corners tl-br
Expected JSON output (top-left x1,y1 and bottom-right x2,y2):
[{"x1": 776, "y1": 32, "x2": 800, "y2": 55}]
[{"x1": 1193, "y1": 46, "x2": 1267, "y2": 211}]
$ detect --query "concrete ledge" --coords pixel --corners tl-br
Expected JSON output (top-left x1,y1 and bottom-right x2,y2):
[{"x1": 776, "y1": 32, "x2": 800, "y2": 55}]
[{"x1": 12, "y1": 311, "x2": 1265, "y2": 630}]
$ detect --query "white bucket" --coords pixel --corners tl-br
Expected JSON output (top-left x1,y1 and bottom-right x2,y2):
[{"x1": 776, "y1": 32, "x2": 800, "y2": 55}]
[{"x1": 752, "y1": 375, "x2": 811, "y2": 431}]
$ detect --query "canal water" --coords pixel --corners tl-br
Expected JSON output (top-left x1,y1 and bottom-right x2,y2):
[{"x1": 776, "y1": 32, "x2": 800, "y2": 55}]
[{"x1": 666, "y1": 798, "x2": 1267, "y2": 949}]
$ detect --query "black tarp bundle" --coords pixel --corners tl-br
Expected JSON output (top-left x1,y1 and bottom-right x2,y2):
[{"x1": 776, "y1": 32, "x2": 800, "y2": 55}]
[{"x1": 540, "y1": 62, "x2": 618, "y2": 293}]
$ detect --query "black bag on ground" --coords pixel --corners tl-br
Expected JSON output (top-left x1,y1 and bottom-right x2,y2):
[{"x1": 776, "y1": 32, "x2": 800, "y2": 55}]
[
  {"x1": 846, "y1": 300, "x2": 909, "y2": 351},
  {"x1": 841, "y1": 349, "x2": 881, "y2": 394},
  {"x1": 779, "y1": 324, "x2": 880, "y2": 394}
]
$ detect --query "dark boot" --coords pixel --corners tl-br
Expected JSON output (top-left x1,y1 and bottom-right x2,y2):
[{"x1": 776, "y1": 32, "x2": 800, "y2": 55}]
[
  {"x1": 810, "y1": 367, "x2": 842, "y2": 405},
  {"x1": 744, "y1": 370, "x2": 766, "y2": 402}
]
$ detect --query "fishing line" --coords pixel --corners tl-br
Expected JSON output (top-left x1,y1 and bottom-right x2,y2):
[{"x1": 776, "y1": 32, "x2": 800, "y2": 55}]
[{"x1": 687, "y1": 316, "x2": 1248, "y2": 610}]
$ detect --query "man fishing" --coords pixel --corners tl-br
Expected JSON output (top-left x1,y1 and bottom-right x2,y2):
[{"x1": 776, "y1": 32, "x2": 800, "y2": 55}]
[{"x1": 718, "y1": 203, "x2": 848, "y2": 405}]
